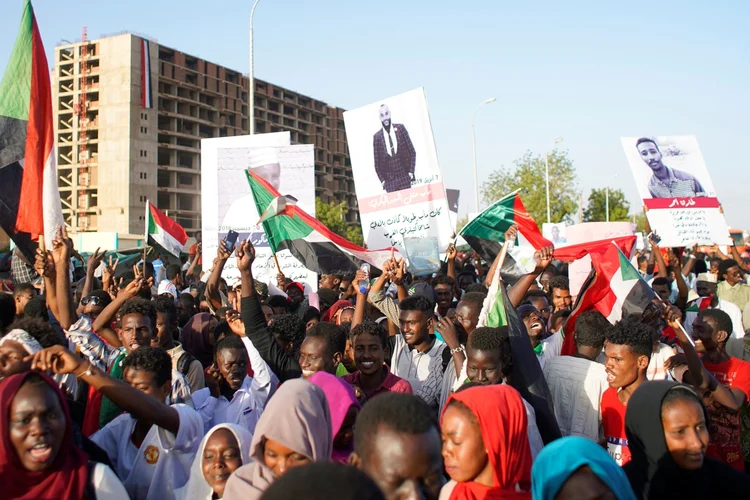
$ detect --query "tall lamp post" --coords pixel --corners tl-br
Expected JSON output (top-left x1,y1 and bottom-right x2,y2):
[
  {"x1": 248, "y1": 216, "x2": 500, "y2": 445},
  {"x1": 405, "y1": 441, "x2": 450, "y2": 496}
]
[
  {"x1": 545, "y1": 137, "x2": 563, "y2": 223},
  {"x1": 605, "y1": 185, "x2": 609, "y2": 222},
  {"x1": 471, "y1": 97, "x2": 496, "y2": 213},
  {"x1": 249, "y1": 0, "x2": 261, "y2": 134}
]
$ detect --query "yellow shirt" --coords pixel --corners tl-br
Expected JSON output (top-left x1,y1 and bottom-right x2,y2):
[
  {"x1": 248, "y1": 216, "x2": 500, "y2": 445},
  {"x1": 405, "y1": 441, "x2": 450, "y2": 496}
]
[{"x1": 717, "y1": 281, "x2": 750, "y2": 311}]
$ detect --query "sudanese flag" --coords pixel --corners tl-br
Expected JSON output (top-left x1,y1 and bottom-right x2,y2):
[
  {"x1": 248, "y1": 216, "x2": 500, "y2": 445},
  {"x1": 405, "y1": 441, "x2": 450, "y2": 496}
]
[{"x1": 0, "y1": 0, "x2": 64, "y2": 260}]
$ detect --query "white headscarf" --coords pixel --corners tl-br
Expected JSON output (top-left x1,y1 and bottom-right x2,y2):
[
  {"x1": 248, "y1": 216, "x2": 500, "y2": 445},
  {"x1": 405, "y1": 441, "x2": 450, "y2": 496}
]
[
  {"x1": 175, "y1": 423, "x2": 253, "y2": 500},
  {"x1": 0, "y1": 329, "x2": 44, "y2": 354}
]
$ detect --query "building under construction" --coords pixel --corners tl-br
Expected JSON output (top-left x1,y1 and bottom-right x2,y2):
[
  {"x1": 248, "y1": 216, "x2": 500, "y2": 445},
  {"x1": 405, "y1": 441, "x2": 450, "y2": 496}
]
[{"x1": 53, "y1": 31, "x2": 356, "y2": 245}]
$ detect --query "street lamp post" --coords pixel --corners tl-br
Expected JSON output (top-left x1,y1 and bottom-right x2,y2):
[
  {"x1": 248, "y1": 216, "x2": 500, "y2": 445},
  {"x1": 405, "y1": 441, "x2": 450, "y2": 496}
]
[
  {"x1": 471, "y1": 97, "x2": 496, "y2": 213},
  {"x1": 545, "y1": 137, "x2": 563, "y2": 223},
  {"x1": 249, "y1": 0, "x2": 261, "y2": 135},
  {"x1": 605, "y1": 185, "x2": 609, "y2": 222}
]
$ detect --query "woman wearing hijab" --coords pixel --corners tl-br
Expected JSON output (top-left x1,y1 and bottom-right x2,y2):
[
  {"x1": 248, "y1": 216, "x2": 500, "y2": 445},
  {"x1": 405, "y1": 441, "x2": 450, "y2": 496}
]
[
  {"x1": 223, "y1": 378, "x2": 332, "y2": 499},
  {"x1": 439, "y1": 384, "x2": 532, "y2": 500},
  {"x1": 176, "y1": 424, "x2": 253, "y2": 499},
  {"x1": 322, "y1": 300, "x2": 353, "y2": 324},
  {"x1": 531, "y1": 436, "x2": 636, "y2": 500},
  {"x1": 182, "y1": 312, "x2": 218, "y2": 368},
  {"x1": 0, "y1": 372, "x2": 128, "y2": 499},
  {"x1": 624, "y1": 380, "x2": 750, "y2": 499},
  {"x1": 309, "y1": 371, "x2": 361, "y2": 463}
]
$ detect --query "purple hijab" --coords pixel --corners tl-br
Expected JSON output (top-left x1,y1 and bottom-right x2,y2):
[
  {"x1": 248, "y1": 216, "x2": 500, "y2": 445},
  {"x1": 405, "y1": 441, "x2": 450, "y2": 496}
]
[{"x1": 309, "y1": 371, "x2": 361, "y2": 463}]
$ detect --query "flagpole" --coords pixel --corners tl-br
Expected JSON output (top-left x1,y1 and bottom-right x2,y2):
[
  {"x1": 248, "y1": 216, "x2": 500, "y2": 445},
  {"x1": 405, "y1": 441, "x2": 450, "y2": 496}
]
[
  {"x1": 144, "y1": 201, "x2": 149, "y2": 279},
  {"x1": 273, "y1": 253, "x2": 281, "y2": 276}
]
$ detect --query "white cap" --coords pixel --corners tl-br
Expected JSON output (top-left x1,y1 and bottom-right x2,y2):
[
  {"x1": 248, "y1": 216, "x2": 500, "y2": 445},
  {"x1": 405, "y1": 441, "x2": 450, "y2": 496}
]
[
  {"x1": 696, "y1": 273, "x2": 717, "y2": 283},
  {"x1": 248, "y1": 147, "x2": 280, "y2": 170},
  {"x1": 157, "y1": 280, "x2": 178, "y2": 300}
]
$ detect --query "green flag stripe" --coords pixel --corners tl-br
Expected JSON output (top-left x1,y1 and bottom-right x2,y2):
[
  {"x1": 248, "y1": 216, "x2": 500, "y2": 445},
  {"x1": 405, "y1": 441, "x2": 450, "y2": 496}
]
[
  {"x1": 460, "y1": 192, "x2": 516, "y2": 241},
  {"x1": 246, "y1": 171, "x2": 313, "y2": 253},
  {"x1": 618, "y1": 248, "x2": 642, "y2": 282},
  {"x1": 0, "y1": 1, "x2": 33, "y2": 120}
]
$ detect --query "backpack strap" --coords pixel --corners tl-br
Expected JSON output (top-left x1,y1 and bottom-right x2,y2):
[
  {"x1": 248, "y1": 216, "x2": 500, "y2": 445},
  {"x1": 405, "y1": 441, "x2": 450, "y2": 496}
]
[{"x1": 176, "y1": 351, "x2": 196, "y2": 376}]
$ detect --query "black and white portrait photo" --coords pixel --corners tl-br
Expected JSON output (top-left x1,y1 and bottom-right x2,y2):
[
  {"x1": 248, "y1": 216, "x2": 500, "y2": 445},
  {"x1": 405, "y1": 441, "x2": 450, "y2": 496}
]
[
  {"x1": 622, "y1": 135, "x2": 717, "y2": 201},
  {"x1": 635, "y1": 137, "x2": 706, "y2": 198},
  {"x1": 372, "y1": 104, "x2": 416, "y2": 193}
]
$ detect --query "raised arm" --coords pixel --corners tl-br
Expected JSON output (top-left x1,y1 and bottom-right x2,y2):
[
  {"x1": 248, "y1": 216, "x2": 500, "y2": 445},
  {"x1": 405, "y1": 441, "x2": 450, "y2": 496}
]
[
  {"x1": 650, "y1": 237, "x2": 669, "y2": 279},
  {"x1": 351, "y1": 268, "x2": 369, "y2": 330},
  {"x1": 205, "y1": 240, "x2": 232, "y2": 312},
  {"x1": 77, "y1": 248, "x2": 106, "y2": 315},
  {"x1": 34, "y1": 247, "x2": 58, "y2": 319},
  {"x1": 51, "y1": 227, "x2": 78, "y2": 330},
  {"x1": 509, "y1": 246, "x2": 554, "y2": 309},
  {"x1": 29, "y1": 346, "x2": 179, "y2": 434},
  {"x1": 669, "y1": 251, "x2": 688, "y2": 310},
  {"x1": 237, "y1": 240, "x2": 301, "y2": 381},
  {"x1": 185, "y1": 243, "x2": 201, "y2": 282}
]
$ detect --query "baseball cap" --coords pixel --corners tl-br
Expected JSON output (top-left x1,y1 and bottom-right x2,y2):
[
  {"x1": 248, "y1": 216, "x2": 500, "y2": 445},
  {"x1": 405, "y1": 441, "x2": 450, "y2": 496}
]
[
  {"x1": 408, "y1": 282, "x2": 436, "y2": 308},
  {"x1": 157, "y1": 280, "x2": 178, "y2": 300}
]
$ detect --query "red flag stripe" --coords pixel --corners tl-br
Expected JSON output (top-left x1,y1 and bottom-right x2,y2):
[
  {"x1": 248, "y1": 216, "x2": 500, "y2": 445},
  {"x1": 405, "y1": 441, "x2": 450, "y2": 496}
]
[
  {"x1": 15, "y1": 12, "x2": 52, "y2": 239},
  {"x1": 148, "y1": 203, "x2": 188, "y2": 244},
  {"x1": 513, "y1": 193, "x2": 553, "y2": 249}
]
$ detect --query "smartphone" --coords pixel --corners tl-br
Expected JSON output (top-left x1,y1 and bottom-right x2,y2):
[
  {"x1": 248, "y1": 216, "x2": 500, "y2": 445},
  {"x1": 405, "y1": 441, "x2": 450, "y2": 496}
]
[
  {"x1": 224, "y1": 230, "x2": 240, "y2": 252},
  {"x1": 647, "y1": 232, "x2": 661, "y2": 245}
]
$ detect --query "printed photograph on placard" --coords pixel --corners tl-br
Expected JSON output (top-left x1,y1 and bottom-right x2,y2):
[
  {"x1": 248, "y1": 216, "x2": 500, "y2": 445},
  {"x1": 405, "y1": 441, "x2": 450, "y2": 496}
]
[
  {"x1": 620, "y1": 135, "x2": 717, "y2": 200},
  {"x1": 542, "y1": 222, "x2": 568, "y2": 246},
  {"x1": 343, "y1": 87, "x2": 453, "y2": 252}
]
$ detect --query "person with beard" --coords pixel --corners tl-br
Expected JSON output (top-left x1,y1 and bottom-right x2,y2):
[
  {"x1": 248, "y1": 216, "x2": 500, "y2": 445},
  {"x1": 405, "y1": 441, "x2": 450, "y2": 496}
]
[
  {"x1": 372, "y1": 104, "x2": 417, "y2": 193},
  {"x1": 547, "y1": 276, "x2": 572, "y2": 313},
  {"x1": 543, "y1": 310, "x2": 611, "y2": 441},
  {"x1": 342, "y1": 321, "x2": 412, "y2": 400},
  {"x1": 518, "y1": 303, "x2": 563, "y2": 369},
  {"x1": 635, "y1": 138, "x2": 706, "y2": 198},
  {"x1": 600, "y1": 317, "x2": 653, "y2": 466},
  {"x1": 685, "y1": 273, "x2": 744, "y2": 338},
  {"x1": 192, "y1": 334, "x2": 277, "y2": 435}
]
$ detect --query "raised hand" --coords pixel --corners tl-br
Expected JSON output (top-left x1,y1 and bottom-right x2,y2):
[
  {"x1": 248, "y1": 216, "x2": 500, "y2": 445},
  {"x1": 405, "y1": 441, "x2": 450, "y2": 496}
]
[
  {"x1": 534, "y1": 246, "x2": 554, "y2": 273},
  {"x1": 446, "y1": 243, "x2": 457, "y2": 261},
  {"x1": 226, "y1": 310, "x2": 246, "y2": 337},
  {"x1": 87, "y1": 248, "x2": 107, "y2": 275},
  {"x1": 391, "y1": 257, "x2": 406, "y2": 285},
  {"x1": 217, "y1": 239, "x2": 232, "y2": 260},
  {"x1": 205, "y1": 364, "x2": 223, "y2": 398},
  {"x1": 34, "y1": 248, "x2": 55, "y2": 278},
  {"x1": 354, "y1": 269, "x2": 370, "y2": 296},
  {"x1": 435, "y1": 317, "x2": 460, "y2": 350},
  {"x1": 102, "y1": 255, "x2": 119, "y2": 287},
  {"x1": 51, "y1": 226, "x2": 72, "y2": 264},
  {"x1": 504, "y1": 225, "x2": 519, "y2": 244},
  {"x1": 236, "y1": 240, "x2": 255, "y2": 272},
  {"x1": 26, "y1": 345, "x2": 84, "y2": 375}
]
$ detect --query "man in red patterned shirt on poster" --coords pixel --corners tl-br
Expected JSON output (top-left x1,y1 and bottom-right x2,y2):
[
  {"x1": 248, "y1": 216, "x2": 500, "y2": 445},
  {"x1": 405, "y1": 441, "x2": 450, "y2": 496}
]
[{"x1": 669, "y1": 309, "x2": 750, "y2": 471}]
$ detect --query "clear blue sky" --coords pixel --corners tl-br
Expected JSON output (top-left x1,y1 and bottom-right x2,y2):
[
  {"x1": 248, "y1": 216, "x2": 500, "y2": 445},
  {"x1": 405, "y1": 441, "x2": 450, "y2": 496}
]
[{"x1": 2, "y1": 0, "x2": 749, "y2": 229}]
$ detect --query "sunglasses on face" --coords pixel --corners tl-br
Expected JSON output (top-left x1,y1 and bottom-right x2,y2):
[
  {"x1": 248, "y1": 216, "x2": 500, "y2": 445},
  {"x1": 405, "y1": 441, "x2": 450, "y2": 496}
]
[{"x1": 82, "y1": 295, "x2": 103, "y2": 306}]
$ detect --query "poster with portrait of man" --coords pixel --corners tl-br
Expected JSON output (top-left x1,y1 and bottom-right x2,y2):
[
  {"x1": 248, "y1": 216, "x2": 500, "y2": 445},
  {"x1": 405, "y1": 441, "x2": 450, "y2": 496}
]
[
  {"x1": 621, "y1": 135, "x2": 730, "y2": 247},
  {"x1": 343, "y1": 88, "x2": 454, "y2": 253},
  {"x1": 542, "y1": 223, "x2": 568, "y2": 247},
  {"x1": 201, "y1": 134, "x2": 318, "y2": 287}
]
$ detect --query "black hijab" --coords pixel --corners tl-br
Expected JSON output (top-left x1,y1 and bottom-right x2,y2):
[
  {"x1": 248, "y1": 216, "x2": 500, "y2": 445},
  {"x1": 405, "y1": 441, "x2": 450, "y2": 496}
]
[{"x1": 623, "y1": 381, "x2": 750, "y2": 499}]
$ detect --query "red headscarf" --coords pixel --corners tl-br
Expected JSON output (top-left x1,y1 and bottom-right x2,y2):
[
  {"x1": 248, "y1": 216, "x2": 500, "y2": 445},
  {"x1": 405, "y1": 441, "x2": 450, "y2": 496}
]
[
  {"x1": 443, "y1": 385, "x2": 532, "y2": 500},
  {"x1": 0, "y1": 372, "x2": 89, "y2": 499},
  {"x1": 322, "y1": 299, "x2": 352, "y2": 323}
]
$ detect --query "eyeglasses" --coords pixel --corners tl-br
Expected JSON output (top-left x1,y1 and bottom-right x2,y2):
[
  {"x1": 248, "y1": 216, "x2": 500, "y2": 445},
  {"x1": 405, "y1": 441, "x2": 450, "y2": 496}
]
[{"x1": 82, "y1": 295, "x2": 103, "y2": 306}]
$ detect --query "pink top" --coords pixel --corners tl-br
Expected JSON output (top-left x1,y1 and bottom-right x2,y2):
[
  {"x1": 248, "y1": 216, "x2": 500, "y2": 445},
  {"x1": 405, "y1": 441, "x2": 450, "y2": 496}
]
[{"x1": 342, "y1": 366, "x2": 413, "y2": 400}]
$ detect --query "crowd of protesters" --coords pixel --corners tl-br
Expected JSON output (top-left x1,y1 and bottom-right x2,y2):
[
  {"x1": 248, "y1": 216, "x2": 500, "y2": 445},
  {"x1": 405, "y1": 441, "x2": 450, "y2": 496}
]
[{"x1": 2, "y1": 225, "x2": 750, "y2": 500}]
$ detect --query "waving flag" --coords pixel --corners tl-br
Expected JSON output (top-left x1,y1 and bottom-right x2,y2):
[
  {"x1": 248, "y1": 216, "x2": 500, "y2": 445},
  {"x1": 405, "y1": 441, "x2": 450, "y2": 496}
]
[
  {"x1": 246, "y1": 170, "x2": 395, "y2": 274},
  {"x1": 145, "y1": 201, "x2": 188, "y2": 258},
  {"x1": 0, "y1": 0, "x2": 64, "y2": 259}
]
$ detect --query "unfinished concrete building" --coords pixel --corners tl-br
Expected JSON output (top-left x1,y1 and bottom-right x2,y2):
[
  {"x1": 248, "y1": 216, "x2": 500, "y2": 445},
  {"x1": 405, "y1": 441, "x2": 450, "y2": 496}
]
[{"x1": 53, "y1": 32, "x2": 356, "y2": 246}]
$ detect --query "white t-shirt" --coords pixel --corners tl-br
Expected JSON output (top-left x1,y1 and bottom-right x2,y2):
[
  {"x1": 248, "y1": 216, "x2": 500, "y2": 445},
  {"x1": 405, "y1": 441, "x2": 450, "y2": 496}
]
[
  {"x1": 91, "y1": 462, "x2": 130, "y2": 500},
  {"x1": 92, "y1": 404, "x2": 203, "y2": 500},
  {"x1": 536, "y1": 330, "x2": 564, "y2": 370},
  {"x1": 646, "y1": 343, "x2": 676, "y2": 381},
  {"x1": 543, "y1": 355, "x2": 608, "y2": 442}
]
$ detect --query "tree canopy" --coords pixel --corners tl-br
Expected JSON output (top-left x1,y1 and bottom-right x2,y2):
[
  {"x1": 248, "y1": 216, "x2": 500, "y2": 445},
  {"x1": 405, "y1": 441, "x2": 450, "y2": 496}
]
[
  {"x1": 481, "y1": 150, "x2": 578, "y2": 224},
  {"x1": 583, "y1": 187, "x2": 630, "y2": 223},
  {"x1": 315, "y1": 198, "x2": 364, "y2": 246}
]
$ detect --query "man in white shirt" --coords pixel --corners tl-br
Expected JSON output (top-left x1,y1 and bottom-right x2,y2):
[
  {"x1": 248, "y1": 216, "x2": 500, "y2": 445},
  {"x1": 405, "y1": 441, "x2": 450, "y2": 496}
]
[
  {"x1": 35, "y1": 345, "x2": 203, "y2": 500},
  {"x1": 192, "y1": 334, "x2": 277, "y2": 434},
  {"x1": 543, "y1": 310, "x2": 610, "y2": 442},
  {"x1": 684, "y1": 273, "x2": 744, "y2": 339}
]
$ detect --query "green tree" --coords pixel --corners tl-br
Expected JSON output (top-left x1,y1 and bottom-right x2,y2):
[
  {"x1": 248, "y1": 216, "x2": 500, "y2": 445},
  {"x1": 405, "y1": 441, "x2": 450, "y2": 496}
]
[
  {"x1": 315, "y1": 197, "x2": 364, "y2": 246},
  {"x1": 583, "y1": 188, "x2": 630, "y2": 222},
  {"x1": 481, "y1": 150, "x2": 578, "y2": 224},
  {"x1": 455, "y1": 215, "x2": 469, "y2": 234}
]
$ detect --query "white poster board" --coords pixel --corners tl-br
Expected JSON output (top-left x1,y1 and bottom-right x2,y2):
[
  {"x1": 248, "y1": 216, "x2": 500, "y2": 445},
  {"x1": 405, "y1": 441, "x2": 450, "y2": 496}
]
[
  {"x1": 621, "y1": 135, "x2": 730, "y2": 247},
  {"x1": 343, "y1": 88, "x2": 453, "y2": 255},
  {"x1": 566, "y1": 222, "x2": 635, "y2": 296},
  {"x1": 201, "y1": 134, "x2": 318, "y2": 288}
]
